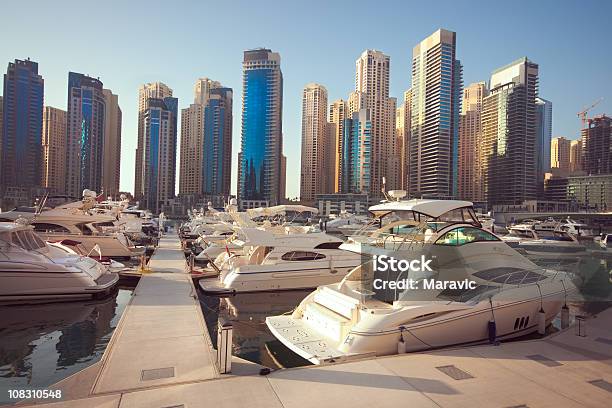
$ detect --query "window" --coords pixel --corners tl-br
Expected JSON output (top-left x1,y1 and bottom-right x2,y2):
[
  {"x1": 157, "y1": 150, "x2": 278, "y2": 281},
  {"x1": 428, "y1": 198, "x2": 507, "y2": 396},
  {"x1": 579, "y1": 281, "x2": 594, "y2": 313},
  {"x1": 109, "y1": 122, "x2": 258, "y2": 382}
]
[
  {"x1": 435, "y1": 227, "x2": 500, "y2": 246},
  {"x1": 314, "y1": 242, "x2": 342, "y2": 249},
  {"x1": 33, "y1": 223, "x2": 70, "y2": 233},
  {"x1": 281, "y1": 251, "x2": 326, "y2": 261}
]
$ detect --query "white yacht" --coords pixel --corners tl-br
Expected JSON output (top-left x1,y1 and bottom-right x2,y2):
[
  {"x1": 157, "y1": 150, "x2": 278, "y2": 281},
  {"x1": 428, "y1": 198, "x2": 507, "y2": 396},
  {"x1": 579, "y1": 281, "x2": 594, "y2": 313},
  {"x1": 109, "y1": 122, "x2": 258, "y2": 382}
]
[
  {"x1": 199, "y1": 227, "x2": 361, "y2": 295},
  {"x1": 502, "y1": 224, "x2": 587, "y2": 258},
  {"x1": 0, "y1": 222, "x2": 119, "y2": 304},
  {"x1": 557, "y1": 218, "x2": 595, "y2": 238},
  {"x1": 266, "y1": 197, "x2": 575, "y2": 364}
]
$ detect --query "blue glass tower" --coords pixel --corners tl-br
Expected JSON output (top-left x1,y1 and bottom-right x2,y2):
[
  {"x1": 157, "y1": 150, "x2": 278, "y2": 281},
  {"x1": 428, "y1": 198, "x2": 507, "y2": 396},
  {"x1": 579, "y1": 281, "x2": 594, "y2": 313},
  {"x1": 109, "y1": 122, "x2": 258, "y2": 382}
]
[
  {"x1": 239, "y1": 49, "x2": 283, "y2": 206},
  {"x1": 341, "y1": 109, "x2": 371, "y2": 194},
  {"x1": 1, "y1": 59, "x2": 44, "y2": 198},
  {"x1": 203, "y1": 88, "x2": 232, "y2": 195},
  {"x1": 66, "y1": 72, "x2": 105, "y2": 198}
]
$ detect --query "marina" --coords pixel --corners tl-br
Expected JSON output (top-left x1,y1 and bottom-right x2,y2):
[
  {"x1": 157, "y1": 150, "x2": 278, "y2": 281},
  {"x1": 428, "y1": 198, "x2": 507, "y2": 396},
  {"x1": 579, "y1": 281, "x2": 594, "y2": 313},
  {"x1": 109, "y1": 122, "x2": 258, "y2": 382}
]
[{"x1": 0, "y1": 195, "x2": 609, "y2": 407}]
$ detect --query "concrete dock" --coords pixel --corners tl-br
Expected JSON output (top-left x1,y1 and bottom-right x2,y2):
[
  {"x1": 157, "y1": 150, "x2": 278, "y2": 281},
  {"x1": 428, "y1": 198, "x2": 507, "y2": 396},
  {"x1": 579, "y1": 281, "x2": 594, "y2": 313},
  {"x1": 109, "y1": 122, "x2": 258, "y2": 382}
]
[{"x1": 19, "y1": 237, "x2": 612, "y2": 407}]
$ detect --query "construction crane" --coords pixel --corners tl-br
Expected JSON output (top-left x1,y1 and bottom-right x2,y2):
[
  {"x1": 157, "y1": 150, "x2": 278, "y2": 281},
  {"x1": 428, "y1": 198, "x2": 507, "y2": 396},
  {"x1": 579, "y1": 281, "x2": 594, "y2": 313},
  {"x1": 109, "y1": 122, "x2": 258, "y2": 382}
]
[{"x1": 577, "y1": 97, "x2": 604, "y2": 128}]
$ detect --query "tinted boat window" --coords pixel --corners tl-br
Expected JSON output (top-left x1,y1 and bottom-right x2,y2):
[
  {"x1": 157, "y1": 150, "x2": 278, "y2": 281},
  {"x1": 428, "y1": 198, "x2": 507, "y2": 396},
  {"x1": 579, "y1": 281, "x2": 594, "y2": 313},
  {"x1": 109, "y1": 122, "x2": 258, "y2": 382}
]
[
  {"x1": 33, "y1": 223, "x2": 71, "y2": 233},
  {"x1": 435, "y1": 227, "x2": 500, "y2": 246},
  {"x1": 281, "y1": 251, "x2": 326, "y2": 261}
]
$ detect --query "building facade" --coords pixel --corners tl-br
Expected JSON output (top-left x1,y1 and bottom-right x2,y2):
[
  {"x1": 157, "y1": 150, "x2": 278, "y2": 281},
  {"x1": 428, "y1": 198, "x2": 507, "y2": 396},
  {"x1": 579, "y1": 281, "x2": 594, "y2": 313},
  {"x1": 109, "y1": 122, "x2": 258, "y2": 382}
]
[
  {"x1": 1, "y1": 59, "x2": 44, "y2": 205},
  {"x1": 239, "y1": 49, "x2": 284, "y2": 205},
  {"x1": 102, "y1": 89, "x2": 121, "y2": 197},
  {"x1": 581, "y1": 115, "x2": 611, "y2": 175},
  {"x1": 551, "y1": 136, "x2": 571, "y2": 176},
  {"x1": 179, "y1": 78, "x2": 232, "y2": 200},
  {"x1": 570, "y1": 139, "x2": 583, "y2": 174},
  {"x1": 535, "y1": 97, "x2": 552, "y2": 194},
  {"x1": 329, "y1": 99, "x2": 347, "y2": 193},
  {"x1": 135, "y1": 82, "x2": 173, "y2": 199},
  {"x1": 458, "y1": 82, "x2": 487, "y2": 202},
  {"x1": 410, "y1": 29, "x2": 463, "y2": 199},
  {"x1": 481, "y1": 57, "x2": 538, "y2": 206},
  {"x1": 342, "y1": 109, "x2": 372, "y2": 194},
  {"x1": 140, "y1": 97, "x2": 178, "y2": 214},
  {"x1": 300, "y1": 83, "x2": 329, "y2": 201},
  {"x1": 65, "y1": 73, "x2": 106, "y2": 198},
  {"x1": 42, "y1": 106, "x2": 67, "y2": 194},
  {"x1": 395, "y1": 89, "x2": 412, "y2": 191},
  {"x1": 354, "y1": 50, "x2": 398, "y2": 196}
]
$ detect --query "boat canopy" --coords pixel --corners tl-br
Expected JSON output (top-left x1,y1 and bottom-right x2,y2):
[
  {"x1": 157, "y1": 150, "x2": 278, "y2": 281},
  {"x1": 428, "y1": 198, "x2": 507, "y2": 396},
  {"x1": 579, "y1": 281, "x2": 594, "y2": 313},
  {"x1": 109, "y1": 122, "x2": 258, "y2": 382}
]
[{"x1": 369, "y1": 199, "x2": 474, "y2": 218}]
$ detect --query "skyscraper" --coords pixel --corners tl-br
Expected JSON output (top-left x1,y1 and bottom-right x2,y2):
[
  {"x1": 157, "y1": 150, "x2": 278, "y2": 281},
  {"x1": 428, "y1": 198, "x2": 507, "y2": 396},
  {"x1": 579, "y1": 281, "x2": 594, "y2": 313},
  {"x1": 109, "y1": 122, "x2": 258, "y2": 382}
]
[
  {"x1": 239, "y1": 49, "x2": 283, "y2": 206},
  {"x1": 42, "y1": 106, "x2": 67, "y2": 194},
  {"x1": 410, "y1": 29, "x2": 463, "y2": 199},
  {"x1": 329, "y1": 99, "x2": 347, "y2": 193},
  {"x1": 300, "y1": 83, "x2": 329, "y2": 201},
  {"x1": 535, "y1": 97, "x2": 553, "y2": 194},
  {"x1": 354, "y1": 50, "x2": 397, "y2": 195},
  {"x1": 102, "y1": 89, "x2": 121, "y2": 197},
  {"x1": 1, "y1": 59, "x2": 44, "y2": 202},
  {"x1": 570, "y1": 139, "x2": 583, "y2": 174},
  {"x1": 396, "y1": 89, "x2": 412, "y2": 191},
  {"x1": 135, "y1": 82, "x2": 172, "y2": 199},
  {"x1": 140, "y1": 96, "x2": 178, "y2": 213},
  {"x1": 482, "y1": 57, "x2": 539, "y2": 206},
  {"x1": 179, "y1": 78, "x2": 232, "y2": 198},
  {"x1": 65, "y1": 72, "x2": 105, "y2": 198},
  {"x1": 582, "y1": 115, "x2": 612, "y2": 175},
  {"x1": 342, "y1": 109, "x2": 371, "y2": 194},
  {"x1": 550, "y1": 136, "x2": 571, "y2": 176},
  {"x1": 458, "y1": 82, "x2": 487, "y2": 202}
]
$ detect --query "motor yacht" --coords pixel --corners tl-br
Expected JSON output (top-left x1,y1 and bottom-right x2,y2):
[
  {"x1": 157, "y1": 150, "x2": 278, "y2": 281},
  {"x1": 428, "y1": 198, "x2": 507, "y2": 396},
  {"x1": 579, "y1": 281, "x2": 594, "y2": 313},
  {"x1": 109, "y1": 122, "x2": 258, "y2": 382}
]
[
  {"x1": 502, "y1": 224, "x2": 587, "y2": 258},
  {"x1": 557, "y1": 217, "x2": 596, "y2": 239},
  {"x1": 0, "y1": 222, "x2": 119, "y2": 304},
  {"x1": 266, "y1": 197, "x2": 576, "y2": 364},
  {"x1": 199, "y1": 227, "x2": 362, "y2": 295}
]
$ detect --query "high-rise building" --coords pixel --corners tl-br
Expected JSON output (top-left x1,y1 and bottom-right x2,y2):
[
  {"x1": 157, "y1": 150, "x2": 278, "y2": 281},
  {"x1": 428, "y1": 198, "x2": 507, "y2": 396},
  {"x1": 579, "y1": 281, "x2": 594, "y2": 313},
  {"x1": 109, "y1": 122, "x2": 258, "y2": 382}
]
[
  {"x1": 42, "y1": 106, "x2": 67, "y2": 194},
  {"x1": 550, "y1": 136, "x2": 571, "y2": 176},
  {"x1": 238, "y1": 49, "x2": 283, "y2": 206},
  {"x1": 102, "y1": 89, "x2": 121, "y2": 197},
  {"x1": 354, "y1": 50, "x2": 398, "y2": 195},
  {"x1": 570, "y1": 139, "x2": 583, "y2": 174},
  {"x1": 329, "y1": 99, "x2": 347, "y2": 193},
  {"x1": 65, "y1": 72, "x2": 106, "y2": 198},
  {"x1": 395, "y1": 89, "x2": 412, "y2": 191},
  {"x1": 140, "y1": 96, "x2": 178, "y2": 213},
  {"x1": 1, "y1": 59, "x2": 44, "y2": 201},
  {"x1": 179, "y1": 78, "x2": 233, "y2": 198},
  {"x1": 458, "y1": 82, "x2": 487, "y2": 202},
  {"x1": 0, "y1": 96, "x2": 3, "y2": 178},
  {"x1": 410, "y1": 29, "x2": 463, "y2": 199},
  {"x1": 481, "y1": 57, "x2": 538, "y2": 206},
  {"x1": 535, "y1": 97, "x2": 553, "y2": 194},
  {"x1": 342, "y1": 109, "x2": 371, "y2": 194},
  {"x1": 582, "y1": 115, "x2": 612, "y2": 175},
  {"x1": 135, "y1": 82, "x2": 173, "y2": 199},
  {"x1": 300, "y1": 83, "x2": 329, "y2": 201}
]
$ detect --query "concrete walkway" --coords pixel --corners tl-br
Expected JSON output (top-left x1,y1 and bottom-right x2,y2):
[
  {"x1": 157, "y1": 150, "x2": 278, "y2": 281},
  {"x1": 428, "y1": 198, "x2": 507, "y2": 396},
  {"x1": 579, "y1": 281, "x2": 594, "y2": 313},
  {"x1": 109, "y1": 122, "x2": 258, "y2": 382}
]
[{"x1": 89, "y1": 235, "x2": 218, "y2": 395}]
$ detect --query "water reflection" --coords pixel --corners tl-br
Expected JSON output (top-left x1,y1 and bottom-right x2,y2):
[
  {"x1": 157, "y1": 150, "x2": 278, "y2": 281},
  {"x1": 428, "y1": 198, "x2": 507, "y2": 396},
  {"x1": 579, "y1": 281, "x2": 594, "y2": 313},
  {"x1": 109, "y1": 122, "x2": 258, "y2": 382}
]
[
  {"x1": 0, "y1": 289, "x2": 133, "y2": 405},
  {"x1": 199, "y1": 290, "x2": 310, "y2": 368}
]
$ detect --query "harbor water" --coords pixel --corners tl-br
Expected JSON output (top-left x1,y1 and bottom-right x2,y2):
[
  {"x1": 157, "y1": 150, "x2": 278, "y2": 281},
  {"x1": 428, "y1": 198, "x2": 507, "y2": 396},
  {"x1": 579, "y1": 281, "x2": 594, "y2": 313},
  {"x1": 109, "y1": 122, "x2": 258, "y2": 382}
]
[{"x1": 0, "y1": 288, "x2": 133, "y2": 405}]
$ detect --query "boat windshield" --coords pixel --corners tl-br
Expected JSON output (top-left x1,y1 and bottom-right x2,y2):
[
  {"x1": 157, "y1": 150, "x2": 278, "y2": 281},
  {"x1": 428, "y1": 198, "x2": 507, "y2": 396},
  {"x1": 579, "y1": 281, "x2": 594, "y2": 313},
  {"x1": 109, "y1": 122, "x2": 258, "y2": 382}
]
[{"x1": 8, "y1": 229, "x2": 48, "y2": 251}]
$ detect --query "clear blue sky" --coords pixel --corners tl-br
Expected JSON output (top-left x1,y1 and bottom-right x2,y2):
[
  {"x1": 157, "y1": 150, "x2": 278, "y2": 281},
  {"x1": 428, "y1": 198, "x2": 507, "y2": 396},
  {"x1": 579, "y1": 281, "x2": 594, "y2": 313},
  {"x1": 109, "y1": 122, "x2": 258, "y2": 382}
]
[{"x1": 1, "y1": 0, "x2": 611, "y2": 199}]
